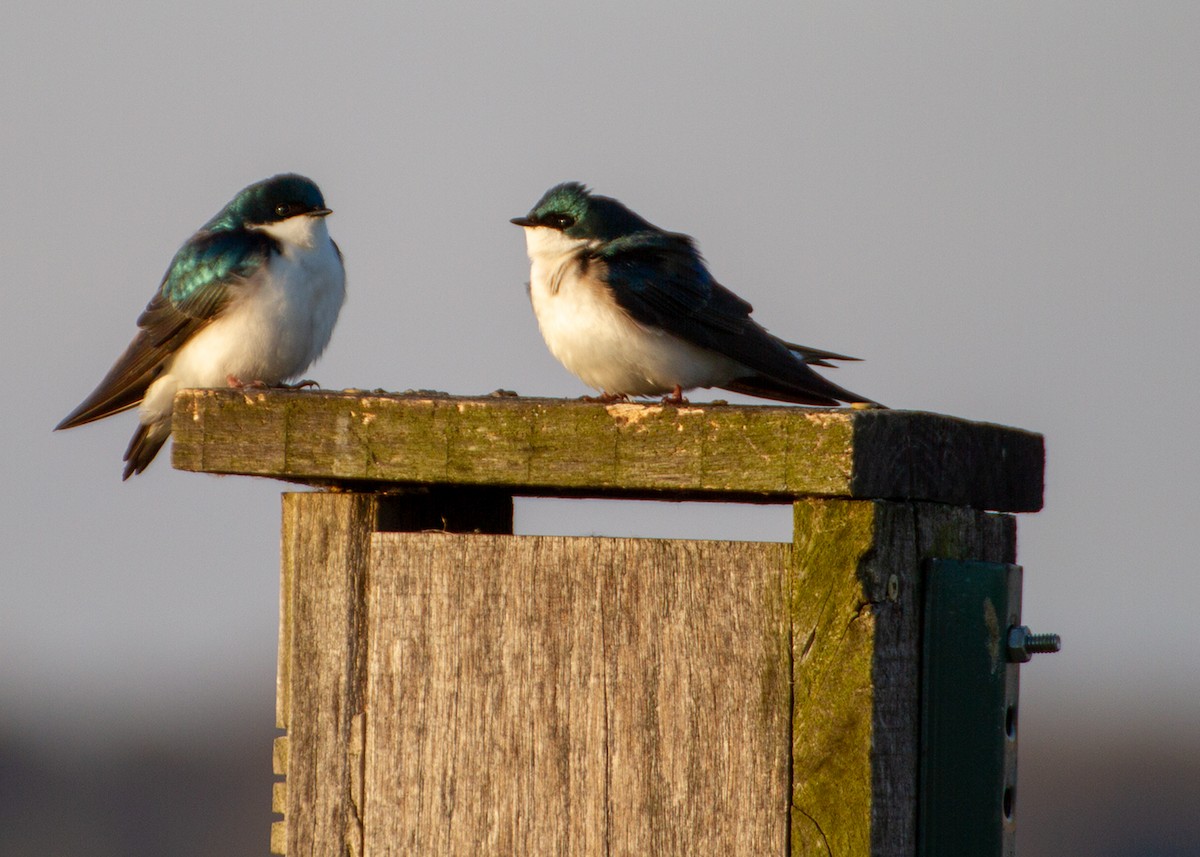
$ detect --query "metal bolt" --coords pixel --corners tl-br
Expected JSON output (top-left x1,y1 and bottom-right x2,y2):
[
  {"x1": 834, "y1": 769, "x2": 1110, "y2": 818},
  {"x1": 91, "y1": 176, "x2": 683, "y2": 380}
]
[{"x1": 1006, "y1": 625, "x2": 1061, "y2": 663}]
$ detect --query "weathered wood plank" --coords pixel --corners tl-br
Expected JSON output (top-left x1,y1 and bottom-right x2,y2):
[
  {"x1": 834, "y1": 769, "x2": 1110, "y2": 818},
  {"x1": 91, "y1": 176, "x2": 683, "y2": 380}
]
[
  {"x1": 279, "y1": 492, "x2": 377, "y2": 857},
  {"x1": 274, "y1": 491, "x2": 514, "y2": 856},
  {"x1": 789, "y1": 499, "x2": 1016, "y2": 857},
  {"x1": 270, "y1": 738, "x2": 288, "y2": 855},
  {"x1": 270, "y1": 822, "x2": 286, "y2": 856},
  {"x1": 272, "y1": 735, "x2": 288, "y2": 776},
  {"x1": 172, "y1": 390, "x2": 1043, "y2": 512},
  {"x1": 272, "y1": 781, "x2": 287, "y2": 815},
  {"x1": 851, "y1": 413, "x2": 1044, "y2": 513},
  {"x1": 361, "y1": 534, "x2": 792, "y2": 856}
]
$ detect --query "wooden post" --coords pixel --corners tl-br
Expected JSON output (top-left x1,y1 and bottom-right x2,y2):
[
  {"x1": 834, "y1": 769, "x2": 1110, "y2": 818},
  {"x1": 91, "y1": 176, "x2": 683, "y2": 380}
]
[{"x1": 172, "y1": 390, "x2": 1043, "y2": 857}]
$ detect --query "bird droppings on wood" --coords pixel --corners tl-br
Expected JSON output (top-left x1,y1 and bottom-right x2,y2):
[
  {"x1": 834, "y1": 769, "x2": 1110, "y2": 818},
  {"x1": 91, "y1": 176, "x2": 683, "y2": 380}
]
[{"x1": 604, "y1": 402, "x2": 663, "y2": 426}]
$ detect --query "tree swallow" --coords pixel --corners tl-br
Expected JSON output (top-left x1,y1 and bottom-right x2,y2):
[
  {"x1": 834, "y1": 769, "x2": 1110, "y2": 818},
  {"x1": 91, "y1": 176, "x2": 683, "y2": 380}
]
[
  {"x1": 511, "y1": 182, "x2": 877, "y2": 406},
  {"x1": 56, "y1": 173, "x2": 346, "y2": 479}
]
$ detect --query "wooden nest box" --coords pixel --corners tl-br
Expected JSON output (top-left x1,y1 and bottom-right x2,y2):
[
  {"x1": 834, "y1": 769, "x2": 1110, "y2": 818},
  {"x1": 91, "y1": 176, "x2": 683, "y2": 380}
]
[{"x1": 172, "y1": 389, "x2": 1047, "y2": 857}]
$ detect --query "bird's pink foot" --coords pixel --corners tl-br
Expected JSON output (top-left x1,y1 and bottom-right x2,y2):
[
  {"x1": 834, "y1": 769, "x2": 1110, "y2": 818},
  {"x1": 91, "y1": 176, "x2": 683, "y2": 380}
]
[
  {"x1": 226, "y1": 376, "x2": 319, "y2": 390},
  {"x1": 660, "y1": 385, "x2": 689, "y2": 405},
  {"x1": 226, "y1": 375, "x2": 267, "y2": 389}
]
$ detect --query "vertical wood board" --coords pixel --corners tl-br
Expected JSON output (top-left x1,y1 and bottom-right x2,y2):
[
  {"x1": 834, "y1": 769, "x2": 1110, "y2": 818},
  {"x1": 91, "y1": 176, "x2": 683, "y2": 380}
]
[
  {"x1": 789, "y1": 499, "x2": 1016, "y2": 857},
  {"x1": 279, "y1": 492, "x2": 378, "y2": 857},
  {"x1": 362, "y1": 534, "x2": 792, "y2": 856}
]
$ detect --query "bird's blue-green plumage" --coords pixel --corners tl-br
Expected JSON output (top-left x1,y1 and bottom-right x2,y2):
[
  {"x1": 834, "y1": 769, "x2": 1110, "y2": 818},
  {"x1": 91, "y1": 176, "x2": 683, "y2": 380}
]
[
  {"x1": 525, "y1": 182, "x2": 657, "y2": 242},
  {"x1": 154, "y1": 232, "x2": 268, "y2": 322},
  {"x1": 56, "y1": 174, "x2": 325, "y2": 431},
  {"x1": 202, "y1": 173, "x2": 327, "y2": 232}
]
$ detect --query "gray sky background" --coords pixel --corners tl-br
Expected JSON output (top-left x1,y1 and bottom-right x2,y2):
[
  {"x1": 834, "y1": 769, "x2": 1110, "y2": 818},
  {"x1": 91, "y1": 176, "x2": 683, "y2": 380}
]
[{"x1": 2, "y1": 0, "x2": 1197, "y2": 838}]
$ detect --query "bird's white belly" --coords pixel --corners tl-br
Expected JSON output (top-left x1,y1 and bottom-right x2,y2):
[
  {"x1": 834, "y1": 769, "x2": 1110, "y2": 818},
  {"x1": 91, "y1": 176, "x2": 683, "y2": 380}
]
[
  {"x1": 529, "y1": 257, "x2": 740, "y2": 396},
  {"x1": 139, "y1": 238, "x2": 345, "y2": 423}
]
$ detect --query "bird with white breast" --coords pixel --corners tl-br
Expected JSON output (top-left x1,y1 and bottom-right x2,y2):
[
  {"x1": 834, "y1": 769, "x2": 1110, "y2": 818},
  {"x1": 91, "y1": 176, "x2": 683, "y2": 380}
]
[{"x1": 512, "y1": 182, "x2": 877, "y2": 407}]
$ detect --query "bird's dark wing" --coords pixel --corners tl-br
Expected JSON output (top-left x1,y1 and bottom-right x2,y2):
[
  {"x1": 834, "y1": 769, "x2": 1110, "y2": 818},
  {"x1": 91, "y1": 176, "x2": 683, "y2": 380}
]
[
  {"x1": 593, "y1": 231, "x2": 753, "y2": 338},
  {"x1": 593, "y1": 231, "x2": 875, "y2": 405},
  {"x1": 56, "y1": 230, "x2": 273, "y2": 429}
]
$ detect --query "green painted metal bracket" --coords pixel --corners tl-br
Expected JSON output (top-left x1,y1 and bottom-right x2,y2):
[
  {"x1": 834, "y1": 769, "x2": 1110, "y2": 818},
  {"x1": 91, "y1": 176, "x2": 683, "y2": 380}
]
[{"x1": 919, "y1": 560, "x2": 1021, "y2": 857}]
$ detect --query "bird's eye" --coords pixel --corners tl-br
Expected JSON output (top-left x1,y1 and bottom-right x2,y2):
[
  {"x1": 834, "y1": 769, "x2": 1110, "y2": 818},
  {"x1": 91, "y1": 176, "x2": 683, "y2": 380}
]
[
  {"x1": 275, "y1": 203, "x2": 293, "y2": 217},
  {"x1": 546, "y1": 213, "x2": 575, "y2": 229}
]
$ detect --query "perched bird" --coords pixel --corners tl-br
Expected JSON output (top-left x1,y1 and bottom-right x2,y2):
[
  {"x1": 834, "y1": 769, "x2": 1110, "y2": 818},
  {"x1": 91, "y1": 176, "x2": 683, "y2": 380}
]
[
  {"x1": 56, "y1": 174, "x2": 346, "y2": 479},
  {"x1": 511, "y1": 182, "x2": 876, "y2": 407}
]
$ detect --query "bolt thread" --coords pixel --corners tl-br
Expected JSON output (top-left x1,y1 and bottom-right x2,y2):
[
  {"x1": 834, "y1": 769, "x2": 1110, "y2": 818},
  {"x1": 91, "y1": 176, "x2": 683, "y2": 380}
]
[{"x1": 1025, "y1": 632, "x2": 1061, "y2": 654}]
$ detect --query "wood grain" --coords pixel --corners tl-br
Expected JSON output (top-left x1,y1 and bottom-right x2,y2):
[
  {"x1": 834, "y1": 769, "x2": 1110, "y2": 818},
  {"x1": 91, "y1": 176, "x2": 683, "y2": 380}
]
[
  {"x1": 278, "y1": 492, "x2": 377, "y2": 857},
  {"x1": 789, "y1": 499, "x2": 1017, "y2": 857},
  {"x1": 361, "y1": 534, "x2": 792, "y2": 856},
  {"x1": 273, "y1": 495, "x2": 1022, "y2": 855},
  {"x1": 171, "y1": 390, "x2": 1043, "y2": 512}
]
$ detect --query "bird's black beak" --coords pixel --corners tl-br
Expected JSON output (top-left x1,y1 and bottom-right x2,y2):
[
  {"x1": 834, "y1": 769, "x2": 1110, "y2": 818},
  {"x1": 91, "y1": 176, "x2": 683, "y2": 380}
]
[
  {"x1": 313, "y1": 208, "x2": 333, "y2": 217},
  {"x1": 510, "y1": 216, "x2": 536, "y2": 227}
]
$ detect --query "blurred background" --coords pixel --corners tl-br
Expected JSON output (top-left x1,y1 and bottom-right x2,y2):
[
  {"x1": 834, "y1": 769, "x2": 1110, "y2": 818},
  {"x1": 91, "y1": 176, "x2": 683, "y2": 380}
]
[{"x1": 2, "y1": 2, "x2": 1197, "y2": 855}]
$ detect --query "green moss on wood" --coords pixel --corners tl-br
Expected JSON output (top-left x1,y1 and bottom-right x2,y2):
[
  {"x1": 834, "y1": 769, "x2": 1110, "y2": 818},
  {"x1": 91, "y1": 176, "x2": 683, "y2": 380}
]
[
  {"x1": 171, "y1": 390, "x2": 1043, "y2": 510},
  {"x1": 789, "y1": 500, "x2": 880, "y2": 856}
]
